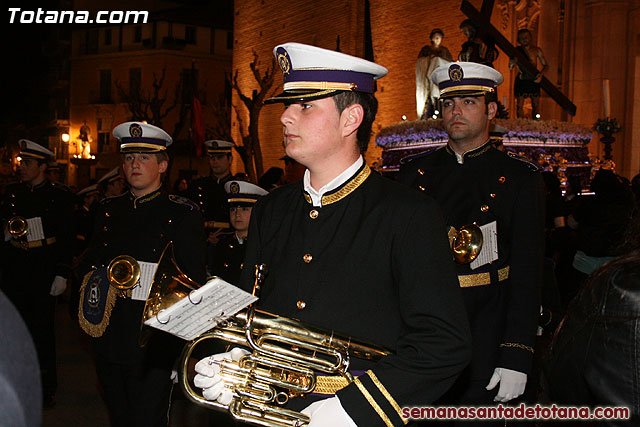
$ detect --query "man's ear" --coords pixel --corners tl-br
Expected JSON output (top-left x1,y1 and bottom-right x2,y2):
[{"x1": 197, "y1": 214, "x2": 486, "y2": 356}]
[
  {"x1": 158, "y1": 160, "x2": 168, "y2": 174},
  {"x1": 487, "y1": 101, "x2": 498, "y2": 120},
  {"x1": 342, "y1": 104, "x2": 364, "y2": 138}
]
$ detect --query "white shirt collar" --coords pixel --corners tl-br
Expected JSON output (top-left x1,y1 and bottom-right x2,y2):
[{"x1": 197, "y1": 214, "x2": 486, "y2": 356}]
[{"x1": 303, "y1": 156, "x2": 364, "y2": 207}]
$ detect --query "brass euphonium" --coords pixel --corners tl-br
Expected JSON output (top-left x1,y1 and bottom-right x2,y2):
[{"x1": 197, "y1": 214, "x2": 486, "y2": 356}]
[
  {"x1": 147, "y1": 243, "x2": 390, "y2": 427},
  {"x1": 107, "y1": 255, "x2": 141, "y2": 290},
  {"x1": 448, "y1": 223, "x2": 484, "y2": 264},
  {"x1": 7, "y1": 216, "x2": 28, "y2": 238}
]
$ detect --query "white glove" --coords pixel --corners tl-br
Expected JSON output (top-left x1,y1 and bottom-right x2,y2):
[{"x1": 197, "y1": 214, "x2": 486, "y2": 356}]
[
  {"x1": 486, "y1": 367, "x2": 527, "y2": 402},
  {"x1": 301, "y1": 396, "x2": 358, "y2": 427},
  {"x1": 194, "y1": 348, "x2": 249, "y2": 404},
  {"x1": 49, "y1": 276, "x2": 67, "y2": 296}
]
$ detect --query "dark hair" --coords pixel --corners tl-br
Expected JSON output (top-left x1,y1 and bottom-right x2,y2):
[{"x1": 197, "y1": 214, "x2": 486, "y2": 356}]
[
  {"x1": 460, "y1": 19, "x2": 478, "y2": 36},
  {"x1": 430, "y1": 28, "x2": 444, "y2": 39},
  {"x1": 332, "y1": 91, "x2": 378, "y2": 154},
  {"x1": 517, "y1": 29, "x2": 532, "y2": 40}
]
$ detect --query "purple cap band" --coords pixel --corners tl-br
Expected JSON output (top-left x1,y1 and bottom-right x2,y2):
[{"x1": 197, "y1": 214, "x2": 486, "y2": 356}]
[
  {"x1": 119, "y1": 137, "x2": 166, "y2": 146},
  {"x1": 439, "y1": 78, "x2": 496, "y2": 90},
  {"x1": 284, "y1": 69, "x2": 375, "y2": 93}
]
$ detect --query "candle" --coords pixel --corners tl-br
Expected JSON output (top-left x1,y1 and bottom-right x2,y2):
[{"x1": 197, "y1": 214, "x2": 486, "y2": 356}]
[{"x1": 603, "y1": 79, "x2": 611, "y2": 118}]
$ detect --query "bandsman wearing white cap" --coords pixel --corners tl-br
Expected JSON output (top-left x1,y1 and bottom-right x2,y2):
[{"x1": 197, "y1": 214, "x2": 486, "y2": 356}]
[
  {"x1": 96, "y1": 167, "x2": 126, "y2": 200},
  {"x1": 0, "y1": 139, "x2": 76, "y2": 408},
  {"x1": 209, "y1": 181, "x2": 268, "y2": 286},
  {"x1": 77, "y1": 122, "x2": 206, "y2": 426},
  {"x1": 194, "y1": 43, "x2": 470, "y2": 427},
  {"x1": 399, "y1": 62, "x2": 545, "y2": 410}
]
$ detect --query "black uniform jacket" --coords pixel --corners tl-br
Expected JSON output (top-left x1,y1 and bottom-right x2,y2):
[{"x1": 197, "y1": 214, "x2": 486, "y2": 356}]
[
  {"x1": 79, "y1": 189, "x2": 206, "y2": 366},
  {"x1": 238, "y1": 164, "x2": 472, "y2": 427},
  {"x1": 189, "y1": 174, "x2": 233, "y2": 223},
  {"x1": 1, "y1": 180, "x2": 75, "y2": 282},
  {"x1": 398, "y1": 142, "x2": 545, "y2": 378},
  {"x1": 210, "y1": 233, "x2": 246, "y2": 286}
]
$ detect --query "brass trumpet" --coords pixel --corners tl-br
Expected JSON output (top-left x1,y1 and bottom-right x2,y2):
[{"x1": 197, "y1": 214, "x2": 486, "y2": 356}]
[
  {"x1": 448, "y1": 223, "x2": 483, "y2": 264},
  {"x1": 7, "y1": 216, "x2": 28, "y2": 238},
  {"x1": 147, "y1": 243, "x2": 390, "y2": 427}
]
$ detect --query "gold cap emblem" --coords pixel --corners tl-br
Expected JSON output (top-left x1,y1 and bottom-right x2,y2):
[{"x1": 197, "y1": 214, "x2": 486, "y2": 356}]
[{"x1": 129, "y1": 123, "x2": 143, "y2": 137}]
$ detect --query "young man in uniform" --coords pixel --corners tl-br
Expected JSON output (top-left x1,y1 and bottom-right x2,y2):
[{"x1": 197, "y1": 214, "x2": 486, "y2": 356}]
[
  {"x1": 0, "y1": 139, "x2": 75, "y2": 408},
  {"x1": 210, "y1": 181, "x2": 268, "y2": 285},
  {"x1": 78, "y1": 122, "x2": 206, "y2": 426},
  {"x1": 194, "y1": 43, "x2": 471, "y2": 427},
  {"x1": 399, "y1": 62, "x2": 545, "y2": 415}
]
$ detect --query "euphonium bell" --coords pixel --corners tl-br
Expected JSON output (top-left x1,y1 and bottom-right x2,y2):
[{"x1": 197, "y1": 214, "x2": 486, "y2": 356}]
[
  {"x1": 107, "y1": 255, "x2": 141, "y2": 290},
  {"x1": 7, "y1": 216, "x2": 28, "y2": 238},
  {"x1": 448, "y1": 223, "x2": 483, "y2": 264},
  {"x1": 145, "y1": 243, "x2": 390, "y2": 427}
]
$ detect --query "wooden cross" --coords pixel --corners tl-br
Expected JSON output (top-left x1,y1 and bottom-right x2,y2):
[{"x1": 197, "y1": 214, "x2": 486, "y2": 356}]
[{"x1": 461, "y1": 0, "x2": 576, "y2": 116}]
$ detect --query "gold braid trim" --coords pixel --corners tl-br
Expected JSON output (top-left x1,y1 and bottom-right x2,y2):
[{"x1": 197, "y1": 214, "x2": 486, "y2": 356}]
[
  {"x1": 78, "y1": 270, "x2": 117, "y2": 338},
  {"x1": 500, "y1": 342, "x2": 535, "y2": 354},
  {"x1": 366, "y1": 371, "x2": 407, "y2": 425},
  {"x1": 354, "y1": 377, "x2": 394, "y2": 427},
  {"x1": 320, "y1": 166, "x2": 371, "y2": 206},
  {"x1": 313, "y1": 376, "x2": 351, "y2": 394}
]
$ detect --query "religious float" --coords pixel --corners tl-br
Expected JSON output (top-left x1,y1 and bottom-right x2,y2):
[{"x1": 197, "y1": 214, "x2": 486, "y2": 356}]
[{"x1": 375, "y1": 118, "x2": 595, "y2": 188}]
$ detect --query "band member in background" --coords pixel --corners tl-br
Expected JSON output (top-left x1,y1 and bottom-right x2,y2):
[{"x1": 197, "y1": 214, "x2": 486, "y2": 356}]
[
  {"x1": 0, "y1": 139, "x2": 75, "y2": 408},
  {"x1": 399, "y1": 62, "x2": 544, "y2": 421},
  {"x1": 78, "y1": 122, "x2": 206, "y2": 427},
  {"x1": 210, "y1": 181, "x2": 268, "y2": 284},
  {"x1": 97, "y1": 167, "x2": 127, "y2": 200},
  {"x1": 194, "y1": 42, "x2": 471, "y2": 427}
]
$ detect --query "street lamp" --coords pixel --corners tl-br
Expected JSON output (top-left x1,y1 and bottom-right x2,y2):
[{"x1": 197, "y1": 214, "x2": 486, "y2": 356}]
[{"x1": 61, "y1": 133, "x2": 70, "y2": 143}]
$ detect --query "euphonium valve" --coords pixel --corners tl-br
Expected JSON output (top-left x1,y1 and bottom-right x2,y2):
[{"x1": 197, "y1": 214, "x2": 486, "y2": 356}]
[
  {"x1": 448, "y1": 223, "x2": 483, "y2": 264},
  {"x1": 7, "y1": 216, "x2": 28, "y2": 238},
  {"x1": 107, "y1": 255, "x2": 141, "y2": 290},
  {"x1": 159, "y1": 254, "x2": 391, "y2": 427}
]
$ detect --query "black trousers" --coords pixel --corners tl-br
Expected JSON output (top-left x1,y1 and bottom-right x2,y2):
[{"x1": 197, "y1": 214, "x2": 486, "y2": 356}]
[{"x1": 95, "y1": 359, "x2": 173, "y2": 427}]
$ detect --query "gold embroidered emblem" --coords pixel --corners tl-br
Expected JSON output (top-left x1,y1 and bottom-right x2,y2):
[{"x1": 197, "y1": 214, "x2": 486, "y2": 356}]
[
  {"x1": 129, "y1": 123, "x2": 143, "y2": 137},
  {"x1": 448, "y1": 64, "x2": 464, "y2": 82},
  {"x1": 278, "y1": 52, "x2": 291, "y2": 74}
]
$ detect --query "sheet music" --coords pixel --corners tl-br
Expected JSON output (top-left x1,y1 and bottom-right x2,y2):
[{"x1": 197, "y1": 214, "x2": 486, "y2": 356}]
[
  {"x1": 131, "y1": 261, "x2": 158, "y2": 301},
  {"x1": 26, "y1": 217, "x2": 45, "y2": 242},
  {"x1": 144, "y1": 277, "x2": 258, "y2": 341},
  {"x1": 470, "y1": 221, "x2": 498, "y2": 270}
]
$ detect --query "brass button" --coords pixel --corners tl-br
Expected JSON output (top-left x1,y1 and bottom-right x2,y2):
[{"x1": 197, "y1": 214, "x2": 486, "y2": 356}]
[
  {"x1": 418, "y1": 185, "x2": 426, "y2": 191},
  {"x1": 240, "y1": 263, "x2": 244, "y2": 269},
  {"x1": 418, "y1": 168, "x2": 425, "y2": 175},
  {"x1": 303, "y1": 253, "x2": 313, "y2": 263},
  {"x1": 10, "y1": 193, "x2": 15, "y2": 198},
  {"x1": 103, "y1": 226, "x2": 108, "y2": 231},
  {"x1": 152, "y1": 248, "x2": 157, "y2": 253},
  {"x1": 297, "y1": 300, "x2": 307, "y2": 310},
  {"x1": 103, "y1": 242, "x2": 108, "y2": 247},
  {"x1": 223, "y1": 262, "x2": 229, "y2": 268},
  {"x1": 10, "y1": 203, "x2": 14, "y2": 207},
  {"x1": 198, "y1": 194, "x2": 202, "y2": 197},
  {"x1": 490, "y1": 193, "x2": 496, "y2": 198},
  {"x1": 229, "y1": 243, "x2": 234, "y2": 249},
  {"x1": 309, "y1": 210, "x2": 319, "y2": 219},
  {"x1": 160, "y1": 233, "x2": 164, "y2": 238},
  {"x1": 105, "y1": 212, "x2": 110, "y2": 217},
  {"x1": 168, "y1": 219, "x2": 172, "y2": 224},
  {"x1": 498, "y1": 176, "x2": 506, "y2": 183},
  {"x1": 481, "y1": 204, "x2": 490, "y2": 212}
]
